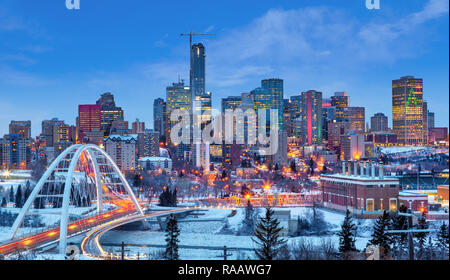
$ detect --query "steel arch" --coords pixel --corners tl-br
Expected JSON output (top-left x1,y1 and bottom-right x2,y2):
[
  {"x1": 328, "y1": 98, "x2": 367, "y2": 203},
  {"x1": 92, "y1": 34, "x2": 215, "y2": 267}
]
[{"x1": 9, "y1": 144, "x2": 144, "y2": 254}]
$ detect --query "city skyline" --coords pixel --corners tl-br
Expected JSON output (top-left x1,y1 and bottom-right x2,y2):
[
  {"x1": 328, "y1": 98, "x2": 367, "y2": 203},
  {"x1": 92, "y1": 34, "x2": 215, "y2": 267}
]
[{"x1": 0, "y1": 0, "x2": 449, "y2": 137}]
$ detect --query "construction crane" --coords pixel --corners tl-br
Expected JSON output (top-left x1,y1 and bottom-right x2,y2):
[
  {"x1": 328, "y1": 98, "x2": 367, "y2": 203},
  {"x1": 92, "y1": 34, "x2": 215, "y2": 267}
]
[{"x1": 180, "y1": 31, "x2": 216, "y2": 50}]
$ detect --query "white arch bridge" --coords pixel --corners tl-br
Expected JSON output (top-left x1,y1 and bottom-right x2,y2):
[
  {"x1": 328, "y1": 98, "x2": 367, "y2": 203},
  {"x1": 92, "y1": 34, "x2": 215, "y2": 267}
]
[{"x1": 0, "y1": 144, "x2": 146, "y2": 256}]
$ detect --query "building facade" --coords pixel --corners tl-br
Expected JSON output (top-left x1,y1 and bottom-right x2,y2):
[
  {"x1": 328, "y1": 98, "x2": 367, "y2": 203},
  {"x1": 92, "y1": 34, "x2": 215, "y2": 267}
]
[
  {"x1": 96, "y1": 92, "x2": 124, "y2": 137},
  {"x1": 371, "y1": 113, "x2": 389, "y2": 132},
  {"x1": 104, "y1": 134, "x2": 137, "y2": 172},
  {"x1": 299, "y1": 90, "x2": 323, "y2": 145}
]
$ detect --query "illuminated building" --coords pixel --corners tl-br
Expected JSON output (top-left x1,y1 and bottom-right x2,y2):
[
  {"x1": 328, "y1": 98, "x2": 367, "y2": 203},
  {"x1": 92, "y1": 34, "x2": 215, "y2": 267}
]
[
  {"x1": 299, "y1": 90, "x2": 322, "y2": 145},
  {"x1": 370, "y1": 113, "x2": 389, "y2": 132},
  {"x1": 331, "y1": 92, "x2": 349, "y2": 122},
  {"x1": 138, "y1": 157, "x2": 172, "y2": 172},
  {"x1": 104, "y1": 134, "x2": 137, "y2": 172},
  {"x1": 261, "y1": 78, "x2": 284, "y2": 131},
  {"x1": 137, "y1": 129, "x2": 160, "y2": 158},
  {"x1": 429, "y1": 127, "x2": 448, "y2": 144},
  {"x1": 221, "y1": 96, "x2": 242, "y2": 113},
  {"x1": 153, "y1": 98, "x2": 167, "y2": 141},
  {"x1": 166, "y1": 80, "x2": 192, "y2": 133},
  {"x1": 321, "y1": 99, "x2": 335, "y2": 142},
  {"x1": 344, "y1": 107, "x2": 365, "y2": 134},
  {"x1": 109, "y1": 119, "x2": 130, "y2": 136},
  {"x1": 96, "y1": 92, "x2": 124, "y2": 137},
  {"x1": 392, "y1": 76, "x2": 425, "y2": 145},
  {"x1": 321, "y1": 162, "x2": 400, "y2": 215},
  {"x1": 327, "y1": 120, "x2": 351, "y2": 154},
  {"x1": 9, "y1": 121, "x2": 31, "y2": 138},
  {"x1": 0, "y1": 138, "x2": 10, "y2": 170},
  {"x1": 41, "y1": 118, "x2": 65, "y2": 147},
  {"x1": 284, "y1": 99, "x2": 298, "y2": 137},
  {"x1": 422, "y1": 101, "x2": 428, "y2": 144},
  {"x1": 340, "y1": 133, "x2": 365, "y2": 161},
  {"x1": 365, "y1": 131, "x2": 398, "y2": 146},
  {"x1": 6, "y1": 134, "x2": 32, "y2": 169},
  {"x1": 77, "y1": 105, "x2": 101, "y2": 143}
]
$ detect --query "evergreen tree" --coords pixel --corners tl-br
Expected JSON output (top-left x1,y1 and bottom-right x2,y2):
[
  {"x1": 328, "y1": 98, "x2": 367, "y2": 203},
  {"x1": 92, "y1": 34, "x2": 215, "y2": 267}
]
[
  {"x1": 252, "y1": 207, "x2": 287, "y2": 260},
  {"x1": 24, "y1": 184, "x2": 32, "y2": 203},
  {"x1": 15, "y1": 185, "x2": 23, "y2": 208},
  {"x1": 390, "y1": 205, "x2": 408, "y2": 259},
  {"x1": 338, "y1": 209, "x2": 357, "y2": 259},
  {"x1": 240, "y1": 200, "x2": 256, "y2": 235},
  {"x1": 423, "y1": 236, "x2": 436, "y2": 260},
  {"x1": 368, "y1": 211, "x2": 392, "y2": 257},
  {"x1": 1, "y1": 197, "x2": 7, "y2": 207},
  {"x1": 9, "y1": 187, "x2": 14, "y2": 202},
  {"x1": 163, "y1": 214, "x2": 180, "y2": 260},
  {"x1": 436, "y1": 222, "x2": 449, "y2": 259},
  {"x1": 414, "y1": 213, "x2": 428, "y2": 248}
]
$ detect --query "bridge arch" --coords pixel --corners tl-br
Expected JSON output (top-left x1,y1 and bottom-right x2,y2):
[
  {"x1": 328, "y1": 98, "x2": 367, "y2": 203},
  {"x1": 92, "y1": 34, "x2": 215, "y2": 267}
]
[{"x1": 9, "y1": 144, "x2": 144, "y2": 254}]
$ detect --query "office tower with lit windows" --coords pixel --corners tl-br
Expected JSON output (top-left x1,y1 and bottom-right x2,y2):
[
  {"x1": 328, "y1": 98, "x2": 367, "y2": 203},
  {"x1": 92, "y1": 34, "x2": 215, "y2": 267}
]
[
  {"x1": 299, "y1": 90, "x2": 323, "y2": 146},
  {"x1": 422, "y1": 101, "x2": 428, "y2": 144},
  {"x1": 5, "y1": 134, "x2": 32, "y2": 169},
  {"x1": 96, "y1": 92, "x2": 124, "y2": 137},
  {"x1": 371, "y1": 113, "x2": 389, "y2": 132},
  {"x1": 344, "y1": 107, "x2": 365, "y2": 134},
  {"x1": 191, "y1": 43, "x2": 206, "y2": 118},
  {"x1": 331, "y1": 92, "x2": 349, "y2": 122},
  {"x1": 392, "y1": 76, "x2": 425, "y2": 145},
  {"x1": 166, "y1": 80, "x2": 192, "y2": 135},
  {"x1": 221, "y1": 96, "x2": 242, "y2": 113},
  {"x1": 0, "y1": 138, "x2": 10, "y2": 170},
  {"x1": 9, "y1": 121, "x2": 31, "y2": 138},
  {"x1": 77, "y1": 105, "x2": 102, "y2": 143},
  {"x1": 322, "y1": 100, "x2": 335, "y2": 142},
  {"x1": 41, "y1": 118, "x2": 65, "y2": 147},
  {"x1": 261, "y1": 78, "x2": 284, "y2": 131},
  {"x1": 153, "y1": 98, "x2": 167, "y2": 140},
  {"x1": 137, "y1": 129, "x2": 160, "y2": 159}
]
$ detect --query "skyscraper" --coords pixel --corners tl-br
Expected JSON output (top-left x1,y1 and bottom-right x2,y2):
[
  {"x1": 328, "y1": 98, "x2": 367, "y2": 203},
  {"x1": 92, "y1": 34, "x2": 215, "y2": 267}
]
[
  {"x1": 392, "y1": 76, "x2": 425, "y2": 145},
  {"x1": 261, "y1": 78, "x2": 284, "y2": 131},
  {"x1": 153, "y1": 98, "x2": 167, "y2": 140},
  {"x1": 371, "y1": 113, "x2": 389, "y2": 132},
  {"x1": 191, "y1": 43, "x2": 206, "y2": 119},
  {"x1": 344, "y1": 107, "x2": 366, "y2": 134},
  {"x1": 166, "y1": 80, "x2": 192, "y2": 138},
  {"x1": 77, "y1": 105, "x2": 101, "y2": 143},
  {"x1": 132, "y1": 119, "x2": 145, "y2": 134},
  {"x1": 221, "y1": 96, "x2": 242, "y2": 113},
  {"x1": 331, "y1": 92, "x2": 349, "y2": 122},
  {"x1": 96, "y1": 92, "x2": 124, "y2": 137},
  {"x1": 299, "y1": 90, "x2": 323, "y2": 145}
]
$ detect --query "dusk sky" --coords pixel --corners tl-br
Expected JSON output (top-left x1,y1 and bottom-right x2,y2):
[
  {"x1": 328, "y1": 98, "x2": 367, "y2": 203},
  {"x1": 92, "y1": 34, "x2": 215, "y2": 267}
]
[{"x1": 0, "y1": 0, "x2": 448, "y2": 137}]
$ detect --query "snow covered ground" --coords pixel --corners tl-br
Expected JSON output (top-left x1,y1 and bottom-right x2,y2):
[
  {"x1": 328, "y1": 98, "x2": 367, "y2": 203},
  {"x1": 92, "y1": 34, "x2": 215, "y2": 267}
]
[{"x1": 100, "y1": 207, "x2": 373, "y2": 260}]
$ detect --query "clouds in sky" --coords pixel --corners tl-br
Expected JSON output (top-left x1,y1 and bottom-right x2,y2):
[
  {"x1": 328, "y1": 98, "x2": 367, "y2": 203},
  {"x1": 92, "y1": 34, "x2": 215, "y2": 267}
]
[{"x1": 0, "y1": 0, "x2": 448, "y2": 136}]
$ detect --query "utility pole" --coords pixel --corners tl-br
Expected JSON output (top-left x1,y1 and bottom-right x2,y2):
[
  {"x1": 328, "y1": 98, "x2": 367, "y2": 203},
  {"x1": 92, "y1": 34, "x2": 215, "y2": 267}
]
[{"x1": 407, "y1": 210, "x2": 414, "y2": 260}]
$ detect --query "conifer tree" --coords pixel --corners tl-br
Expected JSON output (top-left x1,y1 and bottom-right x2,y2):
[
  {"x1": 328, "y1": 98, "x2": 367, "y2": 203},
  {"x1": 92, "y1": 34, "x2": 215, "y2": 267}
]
[
  {"x1": 1, "y1": 197, "x2": 7, "y2": 207},
  {"x1": 253, "y1": 207, "x2": 287, "y2": 260},
  {"x1": 338, "y1": 209, "x2": 357, "y2": 259},
  {"x1": 415, "y1": 213, "x2": 428, "y2": 248},
  {"x1": 9, "y1": 187, "x2": 14, "y2": 202},
  {"x1": 15, "y1": 185, "x2": 23, "y2": 208},
  {"x1": 163, "y1": 214, "x2": 180, "y2": 260},
  {"x1": 436, "y1": 222, "x2": 449, "y2": 259},
  {"x1": 368, "y1": 211, "x2": 392, "y2": 257}
]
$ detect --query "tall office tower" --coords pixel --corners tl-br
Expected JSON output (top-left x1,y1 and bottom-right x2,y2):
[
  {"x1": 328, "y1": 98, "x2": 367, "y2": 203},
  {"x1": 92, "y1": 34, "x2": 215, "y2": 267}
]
[
  {"x1": 77, "y1": 105, "x2": 102, "y2": 143},
  {"x1": 201, "y1": 91, "x2": 212, "y2": 124},
  {"x1": 371, "y1": 113, "x2": 389, "y2": 132},
  {"x1": 392, "y1": 76, "x2": 425, "y2": 145},
  {"x1": 261, "y1": 78, "x2": 284, "y2": 131},
  {"x1": 41, "y1": 118, "x2": 65, "y2": 147},
  {"x1": 153, "y1": 98, "x2": 167, "y2": 140},
  {"x1": 322, "y1": 101, "x2": 335, "y2": 142},
  {"x1": 5, "y1": 134, "x2": 32, "y2": 169},
  {"x1": 422, "y1": 101, "x2": 428, "y2": 144},
  {"x1": 283, "y1": 99, "x2": 297, "y2": 137},
  {"x1": 137, "y1": 129, "x2": 160, "y2": 158},
  {"x1": 427, "y1": 111, "x2": 435, "y2": 133},
  {"x1": 327, "y1": 120, "x2": 351, "y2": 153},
  {"x1": 96, "y1": 92, "x2": 124, "y2": 137},
  {"x1": 331, "y1": 92, "x2": 349, "y2": 122},
  {"x1": 9, "y1": 121, "x2": 31, "y2": 138},
  {"x1": 166, "y1": 80, "x2": 192, "y2": 137},
  {"x1": 132, "y1": 119, "x2": 145, "y2": 134},
  {"x1": 191, "y1": 43, "x2": 206, "y2": 118},
  {"x1": 221, "y1": 96, "x2": 242, "y2": 113},
  {"x1": 344, "y1": 107, "x2": 365, "y2": 134},
  {"x1": 0, "y1": 138, "x2": 11, "y2": 170},
  {"x1": 299, "y1": 90, "x2": 323, "y2": 145}
]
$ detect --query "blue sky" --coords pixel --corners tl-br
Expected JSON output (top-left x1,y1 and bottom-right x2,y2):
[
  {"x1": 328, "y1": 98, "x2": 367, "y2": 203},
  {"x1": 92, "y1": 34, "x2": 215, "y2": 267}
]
[{"x1": 0, "y1": 0, "x2": 448, "y2": 137}]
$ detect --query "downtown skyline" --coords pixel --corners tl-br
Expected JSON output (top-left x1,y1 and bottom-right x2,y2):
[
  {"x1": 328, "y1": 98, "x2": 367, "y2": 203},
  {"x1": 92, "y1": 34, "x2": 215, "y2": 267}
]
[{"x1": 0, "y1": 0, "x2": 449, "y2": 137}]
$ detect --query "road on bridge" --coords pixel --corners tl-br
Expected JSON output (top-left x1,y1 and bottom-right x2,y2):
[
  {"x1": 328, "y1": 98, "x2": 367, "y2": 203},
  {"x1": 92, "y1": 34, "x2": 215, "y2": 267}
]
[{"x1": 81, "y1": 208, "x2": 190, "y2": 260}]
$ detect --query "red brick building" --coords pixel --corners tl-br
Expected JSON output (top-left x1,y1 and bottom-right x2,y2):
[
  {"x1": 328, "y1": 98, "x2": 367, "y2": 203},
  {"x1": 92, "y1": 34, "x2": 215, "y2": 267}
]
[
  {"x1": 398, "y1": 191, "x2": 428, "y2": 213},
  {"x1": 320, "y1": 161, "x2": 401, "y2": 214}
]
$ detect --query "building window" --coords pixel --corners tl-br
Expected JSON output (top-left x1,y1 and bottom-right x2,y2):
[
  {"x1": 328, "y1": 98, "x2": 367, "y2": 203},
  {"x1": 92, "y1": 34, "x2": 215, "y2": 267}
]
[
  {"x1": 366, "y1": 199, "x2": 374, "y2": 212},
  {"x1": 390, "y1": 198, "x2": 397, "y2": 211},
  {"x1": 380, "y1": 199, "x2": 384, "y2": 211}
]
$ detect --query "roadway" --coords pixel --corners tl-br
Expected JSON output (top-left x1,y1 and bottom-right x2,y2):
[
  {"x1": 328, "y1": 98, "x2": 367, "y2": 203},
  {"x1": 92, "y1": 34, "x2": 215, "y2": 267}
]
[{"x1": 80, "y1": 208, "x2": 190, "y2": 260}]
